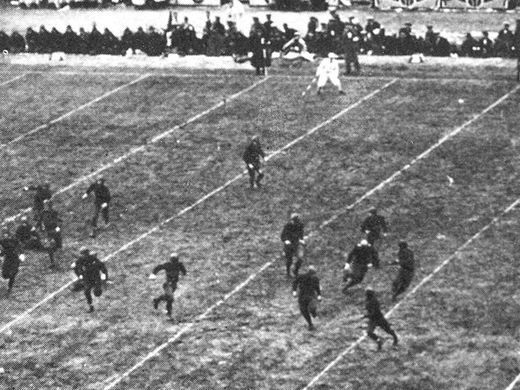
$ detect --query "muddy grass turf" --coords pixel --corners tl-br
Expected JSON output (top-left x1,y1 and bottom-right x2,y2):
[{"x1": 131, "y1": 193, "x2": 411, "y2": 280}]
[{"x1": 0, "y1": 67, "x2": 519, "y2": 389}]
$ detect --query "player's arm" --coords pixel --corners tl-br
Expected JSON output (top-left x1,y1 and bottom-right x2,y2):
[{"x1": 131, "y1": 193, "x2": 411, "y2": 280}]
[
  {"x1": 82, "y1": 183, "x2": 94, "y2": 199},
  {"x1": 72, "y1": 258, "x2": 83, "y2": 278},
  {"x1": 301, "y1": 38, "x2": 308, "y2": 52},
  {"x1": 316, "y1": 61, "x2": 324, "y2": 76},
  {"x1": 292, "y1": 276, "x2": 300, "y2": 296},
  {"x1": 99, "y1": 261, "x2": 109, "y2": 280},
  {"x1": 180, "y1": 262, "x2": 187, "y2": 276},
  {"x1": 282, "y1": 37, "x2": 294, "y2": 51},
  {"x1": 150, "y1": 263, "x2": 166, "y2": 277}
]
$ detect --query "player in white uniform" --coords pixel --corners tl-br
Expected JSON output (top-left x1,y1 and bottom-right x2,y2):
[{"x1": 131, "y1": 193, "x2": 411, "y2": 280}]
[{"x1": 316, "y1": 52, "x2": 345, "y2": 95}]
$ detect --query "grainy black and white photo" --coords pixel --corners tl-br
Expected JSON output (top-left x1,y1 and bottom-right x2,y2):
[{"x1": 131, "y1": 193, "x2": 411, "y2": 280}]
[{"x1": 0, "y1": 0, "x2": 519, "y2": 388}]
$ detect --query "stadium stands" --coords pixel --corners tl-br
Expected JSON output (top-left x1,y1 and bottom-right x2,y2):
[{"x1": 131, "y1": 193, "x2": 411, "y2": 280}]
[{"x1": 0, "y1": 15, "x2": 519, "y2": 59}]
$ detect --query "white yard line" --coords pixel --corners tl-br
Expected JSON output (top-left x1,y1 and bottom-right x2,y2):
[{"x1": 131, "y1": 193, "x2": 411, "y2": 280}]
[
  {"x1": 102, "y1": 261, "x2": 273, "y2": 390},
  {"x1": 303, "y1": 197, "x2": 520, "y2": 390},
  {"x1": 1, "y1": 76, "x2": 269, "y2": 226},
  {"x1": 101, "y1": 81, "x2": 518, "y2": 390},
  {"x1": 0, "y1": 73, "x2": 26, "y2": 87},
  {"x1": 505, "y1": 371, "x2": 520, "y2": 389},
  {"x1": 0, "y1": 74, "x2": 150, "y2": 149},
  {"x1": 318, "y1": 84, "x2": 520, "y2": 230}
]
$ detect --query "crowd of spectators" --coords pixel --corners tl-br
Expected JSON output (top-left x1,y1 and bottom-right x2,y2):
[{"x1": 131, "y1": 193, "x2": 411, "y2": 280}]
[
  {"x1": 302, "y1": 13, "x2": 520, "y2": 58},
  {"x1": 0, "y1": 14, "x2": 519, "y2": 59}
]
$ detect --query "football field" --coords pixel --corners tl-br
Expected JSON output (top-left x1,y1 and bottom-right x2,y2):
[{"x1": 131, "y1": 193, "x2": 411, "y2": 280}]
[{"x1": 0, "y1": 67, "x2": 519, "y2": 390}]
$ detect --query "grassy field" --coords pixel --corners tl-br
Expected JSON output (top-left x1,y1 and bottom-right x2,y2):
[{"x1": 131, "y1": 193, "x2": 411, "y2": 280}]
[{"x1": 0, "y1": 64, "x2": 519, "y2": 390}]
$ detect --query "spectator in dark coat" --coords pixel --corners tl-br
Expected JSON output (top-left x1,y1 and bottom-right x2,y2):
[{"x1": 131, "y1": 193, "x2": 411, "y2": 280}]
[
  {"x1": 78, "y1": 28, "x2": 90, "y2": 54},
  {"x1": 101, "y1": 28, "x2": 120, "y2": 55},
  {"x1": 63, "y1": 26, "x2": 79, "y2": 54},
  {"x1": 25, "y1": 28, "x2": 38, "y2": 53},
  {"x1": 9, "y1": 31, "x2": 25, "y2": 53},
  {"x1": 461, "y1": 33, "x2": 479, "y2": 57},
  {"x1": 37, "y1": 25, "x2": 52, "y2": 53},
  {"x1": 478, "y1": 31, "x2": 493, "y2": 58},
  {"x1": 365, "y1": 16, "x2": 381, "y2": 34},
  {"x1": 432, "y1": 33, "x2": 451, "y2": 57},
  {"x1": 0, "y1": 31, "x2": 9, "y2": 52}
]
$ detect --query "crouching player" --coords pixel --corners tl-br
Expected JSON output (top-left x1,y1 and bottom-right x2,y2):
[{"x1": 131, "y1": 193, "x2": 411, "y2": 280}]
[{"x1": 316, "y1": 52, "x2": 345, "y2": 95}]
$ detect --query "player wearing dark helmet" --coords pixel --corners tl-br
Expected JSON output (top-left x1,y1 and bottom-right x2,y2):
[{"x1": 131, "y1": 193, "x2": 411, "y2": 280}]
[
  {"x1": 292, "y1": 265, "x2": 322, "y2": 331},
  {"x1": 40, "y1": 200, "x2": 63, "y2": 253},
  {"x1": 360, "y1": 208, "x2": 388, "y2": 246},
  {"x1": 72, "y1": 247, "x2": 108, "y2": 313},
  {"x1": 149, "y1": 253, "x2": 187, "y2": 320},
  {"x1": 343, "y1": 239, "x2": 380, "y2": 293},
  {"x1": 23, "y1": 182, "x2": 52, "y2": 230},
  {"x1": 0, "y1": 229, "x2": 25, "y2": 296},
  {"x1": 15, "y1": 215, "x2": 44, "y2": 251},
  {"x1": 83, "y1": 176, "x2": 111, "y2": 238},
  {"x1": 391, "y1": 241, "x2": 416, "y2": 301},
  {"x1": 243, "y1": 135, "x2": 265, "y2": 189},
  {"x1": 281, "y1": 213, "x2": 305, "y2": 278},
  {"x1": 364, "y1": 287, "x2": 398, "y2": 351}
]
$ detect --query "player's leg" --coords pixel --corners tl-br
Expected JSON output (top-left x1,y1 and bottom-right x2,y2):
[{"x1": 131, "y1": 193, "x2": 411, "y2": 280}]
[
  {"x1": 354, "y1": 54, "x2": 360, "y2": 73},
  {"x1": 165, "y1": 295, "x2": 174, "y2": 318},
  {"x1": 84, "y1": 285, "x2": 94, "y2": 312},
  {"x1": 284, "y1": 243, "x2": 295, "y2": 277},
  {"x1": 6, "y1": 270, "x2": 17, "y2": 295},
  {"x1": 92, "y1": 203, "x2": 101, "y2": 228},
  {"x1": 316, "y1": 74, "x2": 327, "y2": 95},
  {"x1": 254, "y1": 163, "x2": 264, "y2": 187},
  {"x1": 379, "y1": 318, "x2": 399, "y2": 346},
  {"x1": 299, "y1": 297, "x2": 314, "y2": 330},
  {"x1": 367, "y1": 319, "x2": 382, "y2": 350},
  {"x1": 330, "y1": 75, "x2": 345, "y2": 94},
  {"x1": 102, "y1": 204, "x2": 110, "y2": 225},
  {"x1": 246, "y1": 165, "x2": 256, "y2": 188}
]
